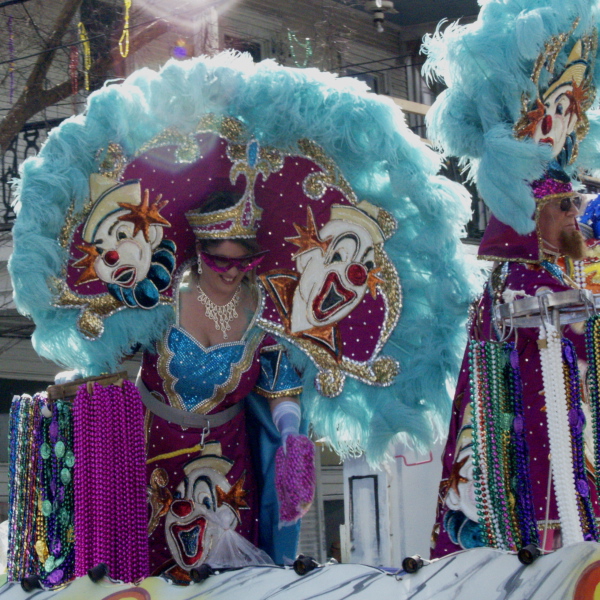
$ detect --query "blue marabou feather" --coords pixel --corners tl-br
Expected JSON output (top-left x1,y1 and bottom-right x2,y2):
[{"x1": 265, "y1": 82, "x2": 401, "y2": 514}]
[{"x1": 422, "y1": 0, "x2": 600, "y2": 234}]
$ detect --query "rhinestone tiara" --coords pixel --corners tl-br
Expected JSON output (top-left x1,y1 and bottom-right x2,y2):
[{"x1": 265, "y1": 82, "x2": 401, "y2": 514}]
[{"x1": 185, "y1": 192, "x2": 263, "y2": 240}]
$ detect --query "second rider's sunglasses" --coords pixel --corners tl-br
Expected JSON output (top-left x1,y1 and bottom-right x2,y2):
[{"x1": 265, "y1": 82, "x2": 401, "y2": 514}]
[
  {"x1": 558, "y1": 195, "x2": 583, "y2": 212},
  {"x1": 200, "y1": 250, "x2": 269, "y2": 273}
]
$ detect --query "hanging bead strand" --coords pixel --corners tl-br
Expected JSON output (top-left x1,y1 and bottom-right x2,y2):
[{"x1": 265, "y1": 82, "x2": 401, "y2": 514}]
[
  {"x1": 539, "y1": 323, "x2": 584, "y2": 545},
  {"x1": 8, "y1": 16, "x2": 15, "y2": 104},
  {"x1": 505, "y1": 343, "x2": 538, "y2": 547}
]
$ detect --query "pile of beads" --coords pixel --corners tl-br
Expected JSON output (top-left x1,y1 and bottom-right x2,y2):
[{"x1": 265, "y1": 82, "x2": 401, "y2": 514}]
[{"x1": 73, "y1": 380, "x2": 149, "y2": 583}]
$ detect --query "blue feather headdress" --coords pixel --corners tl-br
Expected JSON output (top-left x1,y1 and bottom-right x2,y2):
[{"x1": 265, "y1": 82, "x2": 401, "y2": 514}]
[
  {"x1": 423, "y1": 0, "x2": 600, "y2": 234},
  {"x1": 9, "y1": 53, "x2": 478, "y2": 463}
]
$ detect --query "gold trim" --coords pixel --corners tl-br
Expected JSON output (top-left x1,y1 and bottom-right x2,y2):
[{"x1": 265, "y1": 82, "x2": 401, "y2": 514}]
[
  {"x1": 253, "y1": 386, "x2": 303, "y2": 399},
  {"x1": 298, "y1": 138, "x2": 358, "y2": 204},
  {"x1": 51, "y1": 277, "x2": 172, "y2": 340},
  {"x1": 260, "y1": 343, "x2": 284, "y2": 353},
  {"x1": 98, "y1": 143, "x2": 128, "y2": 180},
  {"x1": 477, "y1": 254, "x2": 540, "y2": 265}
]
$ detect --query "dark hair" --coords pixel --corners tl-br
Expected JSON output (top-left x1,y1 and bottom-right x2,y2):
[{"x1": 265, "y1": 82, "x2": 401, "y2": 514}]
[{"x1": 196, "y1": 190, "x2": 260, "y2": 254}]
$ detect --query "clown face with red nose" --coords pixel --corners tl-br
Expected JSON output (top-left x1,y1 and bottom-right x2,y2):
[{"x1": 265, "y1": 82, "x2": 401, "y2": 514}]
[
  {"x1": 289, "y1": 202, "x2": 384, "y2": 334},
  {"x1": 73, "y1": 174, "x2": 175, "y2": 309}
]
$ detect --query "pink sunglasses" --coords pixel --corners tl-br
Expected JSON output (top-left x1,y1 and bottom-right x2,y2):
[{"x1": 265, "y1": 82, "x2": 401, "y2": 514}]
[{"x1": 200, "y1": 250, "x2": 268, "y2": 273}]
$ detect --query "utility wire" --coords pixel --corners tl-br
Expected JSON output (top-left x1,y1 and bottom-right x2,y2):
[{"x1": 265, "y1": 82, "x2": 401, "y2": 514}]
[
  {"x1": 348, "y1": 61, "x2": 425, "y2": 76},
  {"x1": 343, "y1": 54, "x2": 410, "y2": 69},
  {"x1": 0, "y1": 0, "x2": 220, "y2": 68}
]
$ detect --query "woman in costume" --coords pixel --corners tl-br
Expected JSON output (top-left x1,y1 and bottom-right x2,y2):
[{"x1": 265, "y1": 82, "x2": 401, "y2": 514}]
[
  {"x1": 7, "y1": 52, "x2": 477, "y2": 587},
  {"x1": 423, "y1": 0, "x2": 600, "y2": 556},
  {"x1": 139, "y1": 190, "x2": 310, "y2": 581}
]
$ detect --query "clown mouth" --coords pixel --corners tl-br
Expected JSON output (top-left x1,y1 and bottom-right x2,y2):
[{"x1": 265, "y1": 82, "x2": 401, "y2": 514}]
[
  {"x1": 539, "y1": 137, "x2": 554, "y2": 146},
  {"x1": 312, "y1": 271, "x2": 356, "y2": 321},
  {"x1": 113, "y1": 266, "x2": 136, "y2": 288},
  {"x1": 171, "y1": 516, "x2": 208, "y2": 567}
]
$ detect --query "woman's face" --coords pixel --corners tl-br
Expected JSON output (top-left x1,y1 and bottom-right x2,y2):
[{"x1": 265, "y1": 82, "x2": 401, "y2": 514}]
[{"x1": 197, "y1": 240, "x2": 252, "y2": 296}]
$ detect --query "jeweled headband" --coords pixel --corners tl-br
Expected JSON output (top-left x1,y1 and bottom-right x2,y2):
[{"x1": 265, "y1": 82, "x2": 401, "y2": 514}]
[{"x1": 185, "y1": 192, "x2": 262, "y2": 240}]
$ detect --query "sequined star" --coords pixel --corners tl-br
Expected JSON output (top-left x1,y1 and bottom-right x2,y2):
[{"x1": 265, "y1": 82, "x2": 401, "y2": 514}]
[
  {"x1": 285, "y1": 207, "x2": 330, "y2": 259},
  {"x1": 447, "y1": 454, "x2": 470, "y2": 494},
  {"x1": 72, "y1": 243, "x2": 101, "y2": 285},
  {"x1": 515, "y1": 98, "x2": 546, "y2": 139},
  {"x1": 118, "y1": 189, "x2": 171, "y2": 242},
  {"x1": 565, "y1": 80, "x2": 589, "y2": 121},
  {"x1": 216, "y1": 474, "x2": 249, "y2": 519},
  {"x1": 366, "y1": 267, "x2": 384, "y2": 299}
]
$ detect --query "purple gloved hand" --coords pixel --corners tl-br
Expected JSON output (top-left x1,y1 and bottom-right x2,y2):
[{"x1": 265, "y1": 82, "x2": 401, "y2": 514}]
[{"x1": 275, "y1": 434, "x2": 315, "y2": 523}]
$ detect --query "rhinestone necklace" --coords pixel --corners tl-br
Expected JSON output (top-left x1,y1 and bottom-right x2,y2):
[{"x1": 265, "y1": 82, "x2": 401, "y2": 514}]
[{"x1": 197, "y1": 282, "x2": 242, "y2": 339}]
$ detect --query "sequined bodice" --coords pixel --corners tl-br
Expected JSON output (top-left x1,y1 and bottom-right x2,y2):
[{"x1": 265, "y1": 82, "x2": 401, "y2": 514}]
[{"x1": 164, "y1": 326, "x2": 250, "y2": 411}]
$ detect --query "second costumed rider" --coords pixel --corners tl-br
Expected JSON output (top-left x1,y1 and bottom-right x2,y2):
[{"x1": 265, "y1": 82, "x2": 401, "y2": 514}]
[
  {"x1": 424, "y1": 0, "x2": 600, "y2": 557},
  {"x1": 137, "y1": 190, "x2": 313, "y2": 582}
]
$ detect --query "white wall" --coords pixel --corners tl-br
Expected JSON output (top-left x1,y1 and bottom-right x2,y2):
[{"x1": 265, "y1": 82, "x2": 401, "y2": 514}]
[{"x1": 341, "y1": 440, "x2": 444, "y2": 567}]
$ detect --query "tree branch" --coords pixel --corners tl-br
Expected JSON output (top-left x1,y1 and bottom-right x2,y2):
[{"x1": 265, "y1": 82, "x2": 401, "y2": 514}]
[
  {"x1": 0, "y1": 19, "x2": 171, "y2": 156},
  {"x1": 25, "y1": 0, "x2": 83, "y2": 94}
]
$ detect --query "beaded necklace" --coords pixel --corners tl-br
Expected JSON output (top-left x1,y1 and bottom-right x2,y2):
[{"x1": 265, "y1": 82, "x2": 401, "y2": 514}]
[
  {"x1": 7, "y1": 394, "x2": 42, "y2": 582},
  {"x1": 197, "y1": 282, "x2": 241, "y2": 340},
  {"x1": 469, "y1": 340, "x2": 529, "y2": 551},
  {"x1": 505, "y1": 344, "x2": 538, "y2": 547},
  {"x1": 562, "y1": 339, "x2": 598, "y2": 541},
  {"x1": 585, "y1": 315, "x2": 600, "y2": 515},
  {"x1": 73, "y1": 380, "x2": 149, "y2": 583},
  {"x1": 538, "y1": 323, "x2": 585, "y2": 545},
  {"x1": 36, "y1": 399, "x2": 75, "y2": 587}
]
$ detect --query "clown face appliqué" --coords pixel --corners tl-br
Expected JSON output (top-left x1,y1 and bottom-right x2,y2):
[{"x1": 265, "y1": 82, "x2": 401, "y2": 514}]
[
  {"x1": 72, "y1": 174, "x2": 176, "y2": 310},
  {"x1": 258, "y1": 154, "x2": 401, "y2": 398},
  {"x1": 515, "y1": 36, "x2": 596, "y2": 166},
  {"x1": 289, "y1": 204, "x2": 383, "y2": 333},
  {"x1": 162, "y1": 442, "x2": 270, "y2": 571}
]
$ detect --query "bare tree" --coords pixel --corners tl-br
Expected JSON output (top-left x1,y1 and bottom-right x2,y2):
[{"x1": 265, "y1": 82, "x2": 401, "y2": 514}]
[{"x1": 0, "y1": 0, "x2": 170, "y2": 156}]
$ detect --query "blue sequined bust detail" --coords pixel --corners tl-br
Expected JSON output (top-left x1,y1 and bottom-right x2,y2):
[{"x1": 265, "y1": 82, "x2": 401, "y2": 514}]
[{"x1": 163, "y1": 327, "x2": 248, "y2": 412}]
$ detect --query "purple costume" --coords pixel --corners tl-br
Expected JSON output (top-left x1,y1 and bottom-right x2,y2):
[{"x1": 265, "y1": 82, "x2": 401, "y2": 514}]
[
  {"x1": 431, "y1": 216, "x2": 600, "y2": 558},
  {"x1": 140, "y1": 283, "x2": 302, "y2": 578}
]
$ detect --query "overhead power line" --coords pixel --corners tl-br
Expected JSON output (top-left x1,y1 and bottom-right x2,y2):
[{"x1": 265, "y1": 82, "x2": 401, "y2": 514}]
[{"x1": 0, "y1": 0, "x2": 222, "y2": 68}]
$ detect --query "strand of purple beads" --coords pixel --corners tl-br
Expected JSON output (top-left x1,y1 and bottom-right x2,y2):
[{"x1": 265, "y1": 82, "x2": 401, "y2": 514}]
[{"x1": 73, "y1": 381, "x2": 149, "y2": 582}]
